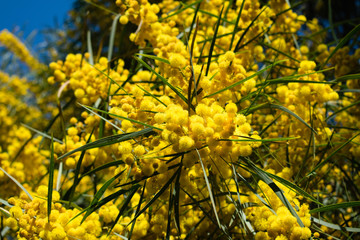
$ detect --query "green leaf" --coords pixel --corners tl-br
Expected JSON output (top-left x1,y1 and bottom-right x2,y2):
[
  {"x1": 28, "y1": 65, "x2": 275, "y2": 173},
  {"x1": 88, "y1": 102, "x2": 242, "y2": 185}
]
[
  {"x1": 205, "y1": 60, "x2": 286, "y2": 98},
  {"x1": 326, "y1": 99, "x2": 360, "y2": 121},
  {"x1": 258, "y1": 67, "x2": 333, "y2": 86},
  {"x1": 242, "y1": 103, "x2": 317, "y2": 135},
  {"x1": 196, "y1": 149, "x2": 221, "y2": 228},
  {"x1": 47, "y1": 135, "x2": 55, "y2": 222},
  {"x1": 83, "y1": 104, "x2": 162, "y2": 131},
  {"x1": 136, "y1": 84, "x2": 167, "y2": 107},
  {"x1": 21, "y1": 123, "x2": 63, "y2": 144},
  {"x1": 320, "y1": 23, "x2": 360, "y2": 69},
  {"x1": 311, "y1": 217, "x2": 360, "y2": 233},
  {"x1": 0, "y1": 167, "x2": 33, "y2": 201},
  {"x1": 89, "y1": 169, "x2": 126, "y2": 208},
  {"x1": 310, "y1": 201, "x2": 360, "y2": 214},
  {"x1": 108, "y1": 14, "x2": 121, "y2": 62},
  {"x1": 107, "y1": 182, "x2": 139, "y2": 235},
  {"x1": 128, "y1": 166, "x2": 181, "y2": 226},
  {"x1": 79, "y1": 103, "x2": 123, "y2": 132},
  {"x1": 243, "y1": 158, "x2": 305, "y2": 227},
  {"x1": 159, "y1": 0, "x2": 203, "y2": 21},
  {"x1": 173, "y1": 163, "x2": 182, "y2": 235},
  {"x1": 260, "y1": 42, "x2": 300, "y2": 63},
  {"x1": 205, "y1": 5, "x2": 224, "y2": 76},
  {"x1": 229, "y1": 0, "x2": 245, "y2": 51},
  {"x1": 166, "y1": 182, "x2": 174, "y2": 240},
  {"x1": 234, "y1": 6, "x2": 267, "y2": 52},
  {"x1": 58, "y1": 128, "x2": 156, "y2": 160},
  {"x1": 236, "y1": 169, "x2": 275, "y2": 214},
  {"x1": 80, "y1": 186, "x2": 139, "y2": 224},
  {"x1": 260, "y1": 169, "x2": 323, "y2": 206},
  {"x1": 135, "y1": 56, "x2": 196, "y2": 112},
  {"x1": 0, "y1": 207, "x2": 10, "y2": 218},
  {"x1": 87, "y1": 31, "x2": 94, "y2": 65},
  {"x1": 333, "y1": 73, "x2": 360, "y2": 82},
  {"x1": 63, "y1": 130, "x2": 94, "y2": 204},
  {"x1": 81, "y1": 160, "x2": 124, "y2": 178},
  {"x1": 136, "y1": 53, "x2": 170, "y2": 64},
  {"x1": 128, "y1": 181, "x2": 146, "y2": 239},
  {"x1": 82, "y1": 0, "x2": 117, "y2": 15},
  {"x1": 307, "y1": 132, "x2": 360, "y2": 176},
  {"x1": 219, "y1": 136, "x2": 299, "y2": 142}
]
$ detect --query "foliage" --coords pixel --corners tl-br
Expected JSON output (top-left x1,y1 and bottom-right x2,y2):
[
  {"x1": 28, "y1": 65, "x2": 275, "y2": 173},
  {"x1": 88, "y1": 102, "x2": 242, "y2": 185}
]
[{"x1": 1, "y1": 0, "x2": 360, "y2": 239}]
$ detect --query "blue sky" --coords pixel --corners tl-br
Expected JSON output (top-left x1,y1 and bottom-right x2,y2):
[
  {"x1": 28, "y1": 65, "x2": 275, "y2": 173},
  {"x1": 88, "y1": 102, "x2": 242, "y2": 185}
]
[{"x1": 0, "y1": 0, "x2": 74, "y2": 44}]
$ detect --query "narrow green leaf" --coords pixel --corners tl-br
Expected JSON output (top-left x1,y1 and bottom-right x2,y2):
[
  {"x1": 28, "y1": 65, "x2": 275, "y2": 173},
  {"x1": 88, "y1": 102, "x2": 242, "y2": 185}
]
[
  {"x1": 326, "y1": 99, "x2": 360, "y2": 121},
  {"x1": 219, "y1": 136, "x2": 299, "y2": 142},
  {"x1": 128, "y1": 181, "x2": 146, "y2": 239},
  {"x1": 87, "y1": 30, "x2": 94, "y2": 65},
  {"x1": 259, "y1": 114, "x2": 281, "y2": 136},
  {"x1": 108, "y1": 14, "x2": 121, "y2": 62},
  {"x1": 229, "y1": 0, "x2": 245, "y2": 51},
  {"x1": 135, "y1": 56, "x2": 195, "y2": 111},
  {"x1": 64, "y1": 130, "x2": 94, "y2": 204},
  {"x1": 205, "y1": 5, "x2": 224, "y2": 76},
  {"x1": 166, "y1": 182, "x2": 174, "y2": 240},
  {"x1": 311, "y1": 217, "x2": 360, "y2": 233},
  {"x1": 47, "y1": 135, "x2": 55, "y2": 222},
  {"x1": 243, "y1": 103, "x2": 317, "y2": 135},
  {"x1": 56, "y1": 162, "x2": 63, "y2": 191},
  {"x1": 328, "y1": 0, "x2": 338, "y2": 44},
  {"x1": 260, "y1": 42, "x2": 300, "y2": 63},
  {"x1": 231, "y1": 164, "x2": 255, "y2": 235},
  {"x1": 234, "y1": 6, "x2": 267, "y2": 52},
  {"x1": 81, "y1": 160, "x2": 124, "y2": 178},
  {"x1": 180, "y1": 191, "x2": 248, "y2": 206},
  {"x1": 80, "y1": 186, "x2": 138, "y2": 224},
  {"x1": 136, "y1": 84, "x2": 167, "y2": 107},
  {"x1": 128, "y1": 166, "x2": 181, "y2": 226},
  {"x1": 89, "y1": 169, "x2": 126, "y2": 208},
  {"x1": 244, "y1": 159, "x2": 305, "y2": 227},
  {"x1": 185, "y1": 216, "x2": 206, "y2": 240},
  {"x1": 205, "y1": 60, "x2": 286, "y2": 98},
  {"x1": 83, "y1": 104, "x2": 162, "y2": 131},
  {"x1": 321, "y1": 24, "x2": 360, "y2": 69},
  {"x1": 108, "y1": 184, "x2": 139, "y2": 235},
  {"x1": 21, "y1": 123, "x2": 63, "y2": 144},
  {"x1": 159, "y1": 0, "x2": 203, "y2": 21},
  {"x1": 174, "y1": 164, "x2": 182, "y2": 235},
  {"x1": 307, "y1": 132, "x2": 360, "y2": 176},
  {"x1": 58, "y1": 128, "x2": 156, "y2": 160},
  {"x1": 0, "y1": 198, "x2": 13, "y2": 208},
  {"x1": 333, "y1": 73, "x2": 360, "y2": 82},
  {"x1": 236, "y1": 170, "x2": 275, "y2": 214},
  {"x1": 82, "y1": 0, "x2": 117, "y2": 15},
  {"x1": 0, "y1": 167, "x2": 33, "y2": 200},
  {"x1": 257, "y1": 67, "x2": 333, "y2": 86},
  {"x1": 260, "y1": 169, "x2": 323, "y2": 205},
  {"x1": 337, "y1": 89, "x2": 360, "y2": 93},
  {"x1": 92, "y1": 65, "x2": 128, "y2": 96},
  {"x1": 136, "y1": 53, "x2": 170, "y2": 64},
  {"x1": 0, "y1": 207, "x2": 10, "y2": 218},
  {"x1": 196, "y1": 149, "x2": 221, "y2": 228},
  {"x1": 310, "y1": 201, "x2": 360, "y2": 214},
  {"x1": 187, "y1": 1, "x2": 201, "y2": 41}
]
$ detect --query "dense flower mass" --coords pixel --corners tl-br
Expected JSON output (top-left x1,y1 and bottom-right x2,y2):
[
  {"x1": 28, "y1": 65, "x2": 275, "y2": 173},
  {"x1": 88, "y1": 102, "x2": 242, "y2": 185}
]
[{"x1": 1, "y1": 0, "x2": 360, "y2": 239}]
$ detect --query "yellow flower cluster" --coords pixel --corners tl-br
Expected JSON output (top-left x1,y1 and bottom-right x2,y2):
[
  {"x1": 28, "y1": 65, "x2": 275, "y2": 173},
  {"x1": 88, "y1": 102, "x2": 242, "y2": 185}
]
[
  {"x1": 1, "y1": 0, "x2": 360, "y2": 239},
  {"x1": 247, "y1": 170, "x2": 312, "y2": 239},
  {"x1": 5, "y1": 186, "x2": 102, "y2": 240},
  {"x1": 0, "y1": 29, "x2": 45, "y2": 71}
]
